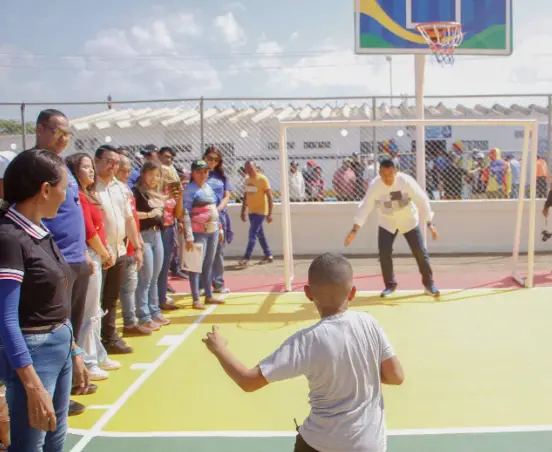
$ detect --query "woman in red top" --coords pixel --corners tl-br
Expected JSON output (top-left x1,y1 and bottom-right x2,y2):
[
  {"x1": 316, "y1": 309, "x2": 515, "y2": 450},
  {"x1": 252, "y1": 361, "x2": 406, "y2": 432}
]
[{"x1": 66, "y1": 153, "x2": 120, "y2": 381}]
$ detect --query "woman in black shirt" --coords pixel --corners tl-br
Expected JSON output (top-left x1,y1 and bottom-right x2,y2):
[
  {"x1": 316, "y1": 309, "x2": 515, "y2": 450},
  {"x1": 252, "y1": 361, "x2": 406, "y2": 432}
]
[
  {"x1": 0, "y1": 149, "x2": 88, "y2": 451},
  {"x1": 132, "y1": 161, "x2": 171, "y2": 330}
]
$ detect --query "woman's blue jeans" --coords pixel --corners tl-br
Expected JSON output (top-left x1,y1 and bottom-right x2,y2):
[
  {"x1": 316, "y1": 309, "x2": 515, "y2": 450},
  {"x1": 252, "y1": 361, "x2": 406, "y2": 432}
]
[
  {"x1": 158, "y1": 224, "x2": 176, "y2": 304},
  {"x1": 189, "y1": 231, "x2": 219, "y2": 302},
  {"x1": 136, "y1": 229, "x2": 164, "y2": 324},
  {"x1": 0, "y1": 322, "x2": 72, "y2": 452}
]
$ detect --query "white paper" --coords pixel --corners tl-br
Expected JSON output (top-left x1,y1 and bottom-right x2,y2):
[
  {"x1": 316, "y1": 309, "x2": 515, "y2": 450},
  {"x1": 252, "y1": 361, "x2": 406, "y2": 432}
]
[{"x1": 180, "y1": 242, "x2": 204, "y2": 273}]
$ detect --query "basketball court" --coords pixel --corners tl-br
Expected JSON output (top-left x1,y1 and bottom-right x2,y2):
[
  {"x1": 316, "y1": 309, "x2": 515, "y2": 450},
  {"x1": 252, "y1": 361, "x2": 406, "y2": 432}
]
[
  {"x1": 62, "y1": 254, "x2": 552, "y2": 452},
  {"x1": 63, "y1": 1, "x2": 543, "y2": 451}
]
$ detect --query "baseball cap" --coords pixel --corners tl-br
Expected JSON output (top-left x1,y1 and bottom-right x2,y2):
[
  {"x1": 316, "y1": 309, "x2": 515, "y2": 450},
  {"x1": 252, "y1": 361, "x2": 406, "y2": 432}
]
[
  {"x1": 141, "y1": 144, "x2": 159, "y2": 157},
  {"x1": 0, "y1": 150, "x2": 17, "y2": 179},
  {"x1": 191, "y1": 159, "x2": 208, "y2": 171}
]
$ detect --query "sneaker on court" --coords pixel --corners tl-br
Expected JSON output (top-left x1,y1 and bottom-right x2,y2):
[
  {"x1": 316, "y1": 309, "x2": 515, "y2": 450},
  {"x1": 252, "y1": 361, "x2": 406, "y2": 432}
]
[
  {"x1": 424, "y1": 285, "x2": 440, "y2": 298},
  {"x1": 100, "y1": 358, "x2": 121, "y2": 371},
  {"x1": 88, "y1": 365, "x2": 109, "y2": 381},
  {"x1": 214, "y1": 287, "x2": 231, "y2": 294},
  {"x1": 380, "y1": 286, "x2": 397, "y2": 298}
]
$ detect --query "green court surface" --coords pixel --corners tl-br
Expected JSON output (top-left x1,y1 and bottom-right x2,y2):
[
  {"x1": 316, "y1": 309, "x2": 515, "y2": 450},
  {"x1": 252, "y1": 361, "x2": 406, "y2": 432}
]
[{"x1": 66, "y1": 289, "x2": 552, "y2": 451}]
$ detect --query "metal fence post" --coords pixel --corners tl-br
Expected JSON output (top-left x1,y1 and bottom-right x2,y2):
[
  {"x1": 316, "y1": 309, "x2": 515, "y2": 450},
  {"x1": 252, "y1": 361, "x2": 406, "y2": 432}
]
[
  {"x1": 371, "y1": 97, "x2": 377, "y2": 156},
  {"x1": 20, "y1": 103, "x2": 26, "y2": 151},
  {"x1": 546, "y1": 95, "x2": 552, "y2": 175},
  {"x1": 200, "y1": 97, "x2": 205, "y2": 155}
]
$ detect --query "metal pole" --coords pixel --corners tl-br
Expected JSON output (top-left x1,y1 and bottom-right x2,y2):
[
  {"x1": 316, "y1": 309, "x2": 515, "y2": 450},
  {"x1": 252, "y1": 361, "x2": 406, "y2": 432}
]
[
  {"x1": 371, "y1": 97, "x2": 377, "y2": 156},
  {"x1": 414, "y1": 54, "x2": 427, "y2": 244},
  {"x1": 546, "y1": 96, "x2": 552, "y2": 187},
  {"x1": 511, "y1": 125, "x2": 530, "y2": 286},
  {"x1": 199, "y1": 97, "x2": 205, "y2": 155},
  {"x1": 20, "y1": 103, "x2": 26, "y2": 150},
  {"x1": 386, "y1": 56, "x2": 393, "y2": 106},
  {"x1": 279, "y1": 126, "x2": 293, "y2": 292},
  {"x1": 527, "y1": 122, "x2": 539, "y2": 288}
]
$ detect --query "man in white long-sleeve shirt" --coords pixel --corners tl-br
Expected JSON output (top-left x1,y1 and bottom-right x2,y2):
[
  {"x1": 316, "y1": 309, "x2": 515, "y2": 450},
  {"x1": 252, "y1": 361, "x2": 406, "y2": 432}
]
[{"x1": 345, "y1": 159, "x2": 440, "y2": 298}]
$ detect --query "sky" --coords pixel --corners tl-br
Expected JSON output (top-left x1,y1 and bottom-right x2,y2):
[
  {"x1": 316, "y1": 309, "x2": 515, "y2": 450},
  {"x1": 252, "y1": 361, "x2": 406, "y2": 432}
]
[{"x1": 0, "y1": 0, "x2": 550, "y2": 119}]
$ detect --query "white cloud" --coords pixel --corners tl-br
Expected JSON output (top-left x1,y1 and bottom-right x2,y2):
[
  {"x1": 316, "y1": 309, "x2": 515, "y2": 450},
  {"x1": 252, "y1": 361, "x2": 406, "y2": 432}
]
[
  {"x1": 256, "y1": 34, "x2": 284, "y2": 69},
  {"x1": 73, "y1": 15, "x2": 221, "y2": 99},
  {"x1": 172, "y1": 13, "x2": 202, "y2": 36},
  {"x1": 290, "y1": 31, "x2": 299, "y2": 40},
  {"x1": 225, "y1": 2, "x2": 246, "y2": 12},
  {"x1": 214, "y1": 12, "x2": 246, "y2": 47},
  {"x1": 130, "y1": 20, "x2": 175, "y2": 51}
]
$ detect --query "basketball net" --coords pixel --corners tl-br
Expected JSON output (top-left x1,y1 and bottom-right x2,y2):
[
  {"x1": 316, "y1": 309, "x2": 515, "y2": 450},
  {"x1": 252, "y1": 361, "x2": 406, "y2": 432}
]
[{"x1": 415, "y1": 22, "x2": 464, "y2": 66}]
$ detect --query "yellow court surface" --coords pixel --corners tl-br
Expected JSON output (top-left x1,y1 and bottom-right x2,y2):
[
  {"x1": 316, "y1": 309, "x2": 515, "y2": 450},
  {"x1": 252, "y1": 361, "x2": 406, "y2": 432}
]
[{"x1": 66, "y1": 289, "x2": 552, "y2": 452}]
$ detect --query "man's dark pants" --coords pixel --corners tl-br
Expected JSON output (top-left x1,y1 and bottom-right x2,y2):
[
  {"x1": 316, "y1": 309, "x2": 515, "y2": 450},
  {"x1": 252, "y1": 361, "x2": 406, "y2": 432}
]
[
  {"x1": 100, "y1": 257, "x2": 126, "y2": 345},
  {"x1": 294, "y1": 434, "x2": 319, "y2": 452},
  {"x1": 378, "y1": 225, "x2": 434, "y2": 289},
  {"x1": 67, "y1": 261, "x2": 91, "y2": 342}
]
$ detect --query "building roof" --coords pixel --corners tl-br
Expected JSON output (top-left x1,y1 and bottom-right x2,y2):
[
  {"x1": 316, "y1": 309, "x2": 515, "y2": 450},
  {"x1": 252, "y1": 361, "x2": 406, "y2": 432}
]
[{"x1": 69, "y1": 102, "x2": 549, "y2": 130}]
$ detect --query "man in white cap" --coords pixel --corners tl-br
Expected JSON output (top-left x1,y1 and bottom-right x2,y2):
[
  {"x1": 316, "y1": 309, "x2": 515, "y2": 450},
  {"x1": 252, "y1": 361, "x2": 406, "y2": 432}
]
[{"x1": 0, "y1": 150, "x2": 17, "y2": 200}]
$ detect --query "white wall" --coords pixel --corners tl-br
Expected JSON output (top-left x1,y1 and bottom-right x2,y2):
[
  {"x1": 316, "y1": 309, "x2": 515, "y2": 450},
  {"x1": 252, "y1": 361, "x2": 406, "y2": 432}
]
[{"x1": 224, "y1": 200, "x2": 545, "y2": 257}]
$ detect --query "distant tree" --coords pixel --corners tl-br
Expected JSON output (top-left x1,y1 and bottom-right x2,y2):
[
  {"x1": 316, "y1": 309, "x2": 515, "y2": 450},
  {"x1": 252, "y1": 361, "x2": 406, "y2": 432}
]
[{"x1": 0, "y1": 120, "x2": 36, "y2": 136}]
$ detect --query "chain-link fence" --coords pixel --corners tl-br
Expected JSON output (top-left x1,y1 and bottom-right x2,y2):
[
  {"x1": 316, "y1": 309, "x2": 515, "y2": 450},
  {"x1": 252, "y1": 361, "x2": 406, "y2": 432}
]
[{"x1": 1, "y1": 94, "x2": 551, "y2": 202}]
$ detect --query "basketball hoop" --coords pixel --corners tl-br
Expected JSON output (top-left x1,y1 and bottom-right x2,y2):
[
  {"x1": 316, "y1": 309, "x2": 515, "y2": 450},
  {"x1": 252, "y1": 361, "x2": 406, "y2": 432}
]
[{"x1": 415, "y1": 22, "x2": 464, "y2": 66}]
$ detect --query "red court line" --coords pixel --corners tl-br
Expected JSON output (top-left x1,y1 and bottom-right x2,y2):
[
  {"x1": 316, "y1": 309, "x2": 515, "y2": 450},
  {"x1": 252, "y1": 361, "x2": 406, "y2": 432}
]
[{"x1": 169, "y1": 271, "x2": 552, "y2": 293}]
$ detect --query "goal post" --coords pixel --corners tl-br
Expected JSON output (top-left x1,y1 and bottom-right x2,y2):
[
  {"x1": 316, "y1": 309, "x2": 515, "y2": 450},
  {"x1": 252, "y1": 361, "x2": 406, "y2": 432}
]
[{"x1": 278, "y1": 118, "x2": 539, "y2": 292}]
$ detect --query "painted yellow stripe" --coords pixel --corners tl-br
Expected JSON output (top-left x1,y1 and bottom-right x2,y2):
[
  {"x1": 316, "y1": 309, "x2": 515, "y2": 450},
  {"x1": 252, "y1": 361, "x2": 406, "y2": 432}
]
[{"x1": 359, "y1": 0, "x2": 426, "y2": 44}]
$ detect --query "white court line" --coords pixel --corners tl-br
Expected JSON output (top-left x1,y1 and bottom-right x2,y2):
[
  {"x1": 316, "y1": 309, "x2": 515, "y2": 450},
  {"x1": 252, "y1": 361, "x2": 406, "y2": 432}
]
[
  {"x1": 156, "y1": 335, "x2": 182, "y2": 346},
  {"x1": 86, "y1": 405, "x2": 112, "y2": 410},
  {"x1": 68, "y1": 304, "x2": 217, "y2": 452},
  {"x1": 169, "y1": 288, "x2": 534, "y2": 297},
  {"x1": 129, "y1": 363, "x2": 153, "y2": 370},
  {"x1": 67, "y1": 425, "x2": 552, "y2": 438}
]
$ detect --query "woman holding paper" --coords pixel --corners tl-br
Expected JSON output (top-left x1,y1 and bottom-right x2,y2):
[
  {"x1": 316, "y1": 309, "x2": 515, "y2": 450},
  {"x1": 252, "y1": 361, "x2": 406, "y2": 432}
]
[{"x1": 182, "y1": 159, "x2": 225, "y2": 310}]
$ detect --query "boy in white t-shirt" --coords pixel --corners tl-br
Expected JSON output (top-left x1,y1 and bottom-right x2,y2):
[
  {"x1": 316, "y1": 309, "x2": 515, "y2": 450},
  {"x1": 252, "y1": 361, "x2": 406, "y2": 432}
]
[{"x1": 203, "y1": 253, "x2": 404, "y2": 452}]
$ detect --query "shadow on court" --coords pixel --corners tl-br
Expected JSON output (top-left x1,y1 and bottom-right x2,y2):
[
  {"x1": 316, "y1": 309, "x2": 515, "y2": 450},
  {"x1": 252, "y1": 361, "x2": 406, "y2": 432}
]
[{"x1": 164, "y1": 287, "x2": 519, "y2": 326}]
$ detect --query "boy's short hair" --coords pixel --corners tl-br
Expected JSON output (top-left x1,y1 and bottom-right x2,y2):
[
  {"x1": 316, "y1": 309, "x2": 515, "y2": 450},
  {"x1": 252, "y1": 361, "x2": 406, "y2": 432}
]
[{"x1": 308, "y1": 253, "x2": 353, "y2": 305}]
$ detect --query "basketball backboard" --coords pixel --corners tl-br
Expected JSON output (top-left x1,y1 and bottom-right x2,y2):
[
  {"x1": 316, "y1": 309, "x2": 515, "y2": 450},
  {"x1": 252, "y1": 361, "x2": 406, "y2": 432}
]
[{"x1": 354, "y1": 0, "x2": 513, "y2": 55}]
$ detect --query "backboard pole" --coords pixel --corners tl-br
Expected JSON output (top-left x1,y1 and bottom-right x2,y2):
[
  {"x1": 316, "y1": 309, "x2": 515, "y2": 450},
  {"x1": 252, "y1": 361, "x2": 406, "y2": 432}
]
[{"x1": 414, "y1": 54, "x2": 427, "y2": 245}]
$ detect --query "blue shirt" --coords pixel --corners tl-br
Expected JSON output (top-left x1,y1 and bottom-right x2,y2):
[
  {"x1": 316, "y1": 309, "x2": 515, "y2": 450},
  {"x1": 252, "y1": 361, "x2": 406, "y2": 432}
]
[
  {"x1": 128, "y1": 169, "x2": 140, "y2": 189},
  {"x1": 42, "y1": 169, "x2": 87, "y2": 264},
  {"x1": 206, "y1": 171, "x2": 231, "y2": 206}
]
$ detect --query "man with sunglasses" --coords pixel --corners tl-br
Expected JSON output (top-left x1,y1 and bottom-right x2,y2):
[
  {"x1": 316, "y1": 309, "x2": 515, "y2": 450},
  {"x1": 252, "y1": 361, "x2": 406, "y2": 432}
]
[{"x1": 32, "y1": 109, "x2": 93, "y2": 417}]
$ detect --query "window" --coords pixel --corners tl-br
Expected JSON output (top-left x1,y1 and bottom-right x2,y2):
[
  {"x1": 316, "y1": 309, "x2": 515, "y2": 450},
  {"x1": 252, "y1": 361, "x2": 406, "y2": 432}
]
[
  {"x1": 461, "y1": 140, "x2": 489, "y2": 151},
  {"x1": 303, "y1": 141, "x2": 331, "y2": 149},
  {"x1": 172, "y1": 144, "x2": 192, "y2": 153},
  {"x1": 268, "y1": 141, "x2": 295, "y2": 150}
]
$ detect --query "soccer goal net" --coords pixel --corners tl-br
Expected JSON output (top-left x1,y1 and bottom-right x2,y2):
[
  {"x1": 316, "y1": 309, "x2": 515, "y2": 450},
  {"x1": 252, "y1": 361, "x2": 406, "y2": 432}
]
[{"x1": 275, "y1": 118, "x2": 539, "y2": 292}]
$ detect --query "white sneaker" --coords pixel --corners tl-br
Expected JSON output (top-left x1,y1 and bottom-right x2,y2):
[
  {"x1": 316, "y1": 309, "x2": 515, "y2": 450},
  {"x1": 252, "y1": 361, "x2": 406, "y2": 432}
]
[
  {"x1": 100, "y1": 358, "x2": 121, "y2": 371},
  {"x1": 88, "y1": 365, "x2": 109, "y2": 381},
  {"x1": 215, "y1": 287, "x2": 231, "y2": 294}
]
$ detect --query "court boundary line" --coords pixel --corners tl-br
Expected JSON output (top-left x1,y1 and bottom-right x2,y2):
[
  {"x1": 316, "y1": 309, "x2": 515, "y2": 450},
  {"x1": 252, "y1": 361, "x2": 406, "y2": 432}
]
[
  {"x1": 67, "y1": 425, "x2": 552, "y2": 438},
  {"x1": 170, "y1": 288, "x2": 541, "y2": 297},
  {"x1": 68, "y1": 305, "x2": 217, "y2": 452}
]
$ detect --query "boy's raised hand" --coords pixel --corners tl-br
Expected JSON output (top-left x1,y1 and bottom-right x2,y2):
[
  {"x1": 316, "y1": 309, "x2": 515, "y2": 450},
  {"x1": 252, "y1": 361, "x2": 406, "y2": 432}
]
[{"x1": 203, "y1": 325, "x2": 228, "y2": 354}]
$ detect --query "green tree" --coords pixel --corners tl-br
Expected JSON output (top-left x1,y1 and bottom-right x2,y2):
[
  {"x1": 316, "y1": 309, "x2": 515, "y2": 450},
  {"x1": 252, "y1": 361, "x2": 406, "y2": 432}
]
[{"x1": 0, "y1": 120, "x2": 36, "y2": 136}]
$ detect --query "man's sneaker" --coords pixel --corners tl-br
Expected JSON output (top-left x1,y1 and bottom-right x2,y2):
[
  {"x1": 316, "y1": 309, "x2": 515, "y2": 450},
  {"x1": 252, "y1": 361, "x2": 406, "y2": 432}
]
[
  {"x1": 100, "y1": 358, "x2": 121, "y2": 371},
  {"x1": 380, "y1": 286, "x2": 397, "y2": 298},
  {"x1": 87, "y1": 365, "x2": 109, "y2": 381},
  {"x1": 214, "y1": 287, "x2": 231, "y2": 294},
  {"x1": 424, "y1": 285, "x2": 441, "y2": 298}
]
